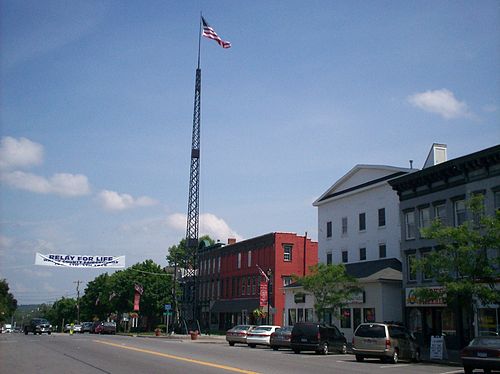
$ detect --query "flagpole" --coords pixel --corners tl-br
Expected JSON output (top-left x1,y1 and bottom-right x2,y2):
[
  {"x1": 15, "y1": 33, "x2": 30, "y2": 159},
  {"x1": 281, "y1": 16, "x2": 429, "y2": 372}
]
[{"x1": 197, "y1": 13, "x2": 202, "y2": 69}]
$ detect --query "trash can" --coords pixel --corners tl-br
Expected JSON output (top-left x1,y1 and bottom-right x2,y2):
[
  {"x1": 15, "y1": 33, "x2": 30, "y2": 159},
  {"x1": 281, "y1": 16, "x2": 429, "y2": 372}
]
[{"x1": 190, "y1": 330, "x2": 198, "y2": 340}]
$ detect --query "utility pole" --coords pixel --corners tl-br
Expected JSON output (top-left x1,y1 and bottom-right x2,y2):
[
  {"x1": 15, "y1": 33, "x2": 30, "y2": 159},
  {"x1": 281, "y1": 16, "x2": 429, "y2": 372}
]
[{"x1": 74, "y1": 280, "x2": 82, "y2": 323}]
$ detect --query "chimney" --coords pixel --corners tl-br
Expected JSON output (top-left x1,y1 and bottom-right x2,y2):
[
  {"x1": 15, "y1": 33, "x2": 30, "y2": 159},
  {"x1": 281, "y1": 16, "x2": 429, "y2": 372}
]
[
  {"x1": 227, "y1": 238, "x2": 237, "y2": 245},
  {"x1": 423, "y1": 143, "x2": 447, "y2": 169}
]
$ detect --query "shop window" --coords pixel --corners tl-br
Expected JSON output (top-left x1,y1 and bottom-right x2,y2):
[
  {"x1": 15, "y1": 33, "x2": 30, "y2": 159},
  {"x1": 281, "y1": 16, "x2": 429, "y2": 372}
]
[
  {"x1": 363, "y1": 308, "x2": 376, "y2": 323},
  {"x1": 478, "y1": 308, "x2": 499, "y2": 336},
  {"x1": 288, "y1": 309, "x2": 297, "y2": 325},
  {"x1": 353, "y1": 308, "x2": 362, "y2": 330},
  {"x1": 305, "y1": 308, "x2": 314, "y2": 322},
  {"x1": 442, "y1": 308, "x2": 456, "y2": 336},
  {"x1": 341, "y1": 308, "x2": 351, "y2": 328},
  {"x1": 297, "y1": 308, "x2": 304, "y2": 322}
]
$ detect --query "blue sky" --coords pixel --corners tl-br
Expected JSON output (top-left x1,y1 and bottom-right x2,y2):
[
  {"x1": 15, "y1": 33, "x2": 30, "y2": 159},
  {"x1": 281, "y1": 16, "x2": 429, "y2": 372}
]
[{"x1": 1, "y1": 0, "x2": 499, "y2": 304}]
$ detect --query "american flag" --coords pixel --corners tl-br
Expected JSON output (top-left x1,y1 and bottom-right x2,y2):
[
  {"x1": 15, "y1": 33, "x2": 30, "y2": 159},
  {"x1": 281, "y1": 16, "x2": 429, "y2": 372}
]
[
  {"x1": 202, "y1": 16, "x2": 231, "y2": 49},
  {"x1": 257, "y1": 265, "x2": 269, "y2": 282}
]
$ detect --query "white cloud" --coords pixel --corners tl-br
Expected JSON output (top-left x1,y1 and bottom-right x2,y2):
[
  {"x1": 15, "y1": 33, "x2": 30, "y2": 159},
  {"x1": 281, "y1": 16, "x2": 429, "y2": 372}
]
[
  {"x1": 167, "y1": 212, "x2": 242, "y2": 242},
  {"x1": 1, "y1": 171, "x2": 91, "y2": 197},
  {"x1": 408, "y1": 89, "x2": 470, "y2": 119},
  {"x1": 0, "y1": 136, "x2": 44, "y2": 170},
  {"x1": 98, "y1": 190, "x2": 158, "y2": 211}
]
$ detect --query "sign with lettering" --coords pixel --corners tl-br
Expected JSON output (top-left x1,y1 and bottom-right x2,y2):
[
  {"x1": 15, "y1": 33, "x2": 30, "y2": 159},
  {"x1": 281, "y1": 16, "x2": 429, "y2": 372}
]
[
  {"x1": 430, "y1": 335, "x2": 446, "y2": 360},
  {"x1": 405, "y1": 287, "x2": 446, "y2": 307},
  {"x1": 35, "y1": 252, "x2": 125, "y2": 268},
  {"x1": 260, "y1": 282, "x2": 268, "y2": 307}
]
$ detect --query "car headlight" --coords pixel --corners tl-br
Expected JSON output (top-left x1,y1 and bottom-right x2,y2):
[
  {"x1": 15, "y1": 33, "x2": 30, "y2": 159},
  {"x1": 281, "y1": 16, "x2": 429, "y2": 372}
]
[{"x1": 49, "y1": 325, "x2": 52, "y2": 328}]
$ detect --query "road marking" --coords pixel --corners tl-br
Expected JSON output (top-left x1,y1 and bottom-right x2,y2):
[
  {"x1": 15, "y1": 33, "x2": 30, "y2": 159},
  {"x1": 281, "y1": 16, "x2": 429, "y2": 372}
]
[
  {"x1": 438, "y1": 371, "x2": 463, "y2": 374},
  {"x1": 94, "y1": 340, "x2": 260, "y2": 374},
  {"x1": 379, "y1": 364, "x2": 410, "y2": 368}
]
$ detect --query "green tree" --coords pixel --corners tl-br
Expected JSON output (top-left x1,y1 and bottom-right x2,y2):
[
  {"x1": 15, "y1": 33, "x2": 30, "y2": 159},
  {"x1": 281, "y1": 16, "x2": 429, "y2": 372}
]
[
  {"x1": 166, "y1": 235, "x2": 215, "y2": 269},
  {"x1": 298, "y1": 263, "x2": 360, "y2": 322},
  {"x1": 44, "y1": 298, "x2": 77, "y2": 328},
  {"x1": 0, "y1": 279, "x2": 17, "y2": 324},
  {"x1": 415, "y1": 195, "x2": 500, "y2": 340},
  {"x1": 80, "y1": 273, "x2": 113, "y2": 322}
]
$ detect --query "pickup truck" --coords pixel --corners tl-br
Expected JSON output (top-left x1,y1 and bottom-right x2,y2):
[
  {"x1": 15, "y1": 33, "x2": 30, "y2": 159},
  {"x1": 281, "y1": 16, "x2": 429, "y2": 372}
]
[{"x1": 24, "y1": 318, "x2": 52, "y2": 335}]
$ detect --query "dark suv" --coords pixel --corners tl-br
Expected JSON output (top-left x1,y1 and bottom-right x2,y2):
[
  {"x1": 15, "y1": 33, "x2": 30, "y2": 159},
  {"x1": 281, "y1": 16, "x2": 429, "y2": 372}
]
[
  {"x1": 24, "y1": 318, "x2": 52, "y2": 335},
  {"x1": 291, "y1": 322, "x2": 347, "y2": 355}
]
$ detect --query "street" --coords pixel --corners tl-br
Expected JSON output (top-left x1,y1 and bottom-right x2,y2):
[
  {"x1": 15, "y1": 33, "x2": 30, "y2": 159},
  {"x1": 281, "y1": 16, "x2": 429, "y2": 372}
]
[{"x1": 0, "y1": 333, "x2": 469, "y2": 374}]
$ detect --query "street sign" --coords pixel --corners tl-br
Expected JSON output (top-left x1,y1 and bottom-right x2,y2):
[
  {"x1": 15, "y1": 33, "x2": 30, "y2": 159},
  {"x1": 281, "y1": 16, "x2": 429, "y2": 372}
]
[
  {"x1": 163, "y1": 311, "x2": 173, "y2": 316},
  {"x1": 164, "y1": 304, "x2": 172, "y2": 311}
]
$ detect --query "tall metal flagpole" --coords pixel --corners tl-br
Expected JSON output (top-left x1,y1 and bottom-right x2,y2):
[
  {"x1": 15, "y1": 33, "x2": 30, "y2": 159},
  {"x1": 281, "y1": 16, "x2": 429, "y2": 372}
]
[{"x1": 185, "y1": 15, "x2": 203, "y2": 323}]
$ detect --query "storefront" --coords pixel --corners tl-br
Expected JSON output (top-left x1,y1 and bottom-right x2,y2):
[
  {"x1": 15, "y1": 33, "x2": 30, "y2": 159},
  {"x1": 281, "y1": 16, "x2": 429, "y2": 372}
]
[{"x1": 476, "y1": 303, "x2": 499, "y2": 336}]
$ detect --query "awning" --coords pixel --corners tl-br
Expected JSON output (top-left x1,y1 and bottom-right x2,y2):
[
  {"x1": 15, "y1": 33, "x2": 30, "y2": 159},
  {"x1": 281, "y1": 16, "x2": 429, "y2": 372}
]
[{"x1": 211, "y1": 299, "x2": 259, "y2": 313}]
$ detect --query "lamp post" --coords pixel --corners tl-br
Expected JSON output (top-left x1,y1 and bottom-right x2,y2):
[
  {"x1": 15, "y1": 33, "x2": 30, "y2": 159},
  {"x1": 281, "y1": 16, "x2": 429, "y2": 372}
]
[{"x1": 267, "y1": 268, "x2": 272, "y2": 325}]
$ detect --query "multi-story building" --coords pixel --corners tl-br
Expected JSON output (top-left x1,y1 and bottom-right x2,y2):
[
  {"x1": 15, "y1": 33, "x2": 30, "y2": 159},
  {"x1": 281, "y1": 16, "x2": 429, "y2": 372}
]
[
  {"x1": 389, "y1": 144, "x2": 500, "y2": 350},
  {"x1": 196, "y1": 232, "x2": 317, "y2": 331}
]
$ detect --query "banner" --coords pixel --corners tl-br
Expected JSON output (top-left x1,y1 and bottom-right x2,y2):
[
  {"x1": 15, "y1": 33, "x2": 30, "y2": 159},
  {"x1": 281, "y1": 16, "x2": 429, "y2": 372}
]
[
  {"x1": 35, "y1": 252, "x2": 125, "y2": 268},
  {"x1": 259, "y1": 282, "x2": 268, "y2": 307},
  {"x1": 133, "y1": 292, "x2": 141, "y2": 311}
]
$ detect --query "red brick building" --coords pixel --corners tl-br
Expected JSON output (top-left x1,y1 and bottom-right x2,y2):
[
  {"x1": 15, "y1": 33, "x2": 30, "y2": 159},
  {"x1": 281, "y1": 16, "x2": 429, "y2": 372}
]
[{"x1": 197, "y1": 232, "x2": 318, "y2": 330}]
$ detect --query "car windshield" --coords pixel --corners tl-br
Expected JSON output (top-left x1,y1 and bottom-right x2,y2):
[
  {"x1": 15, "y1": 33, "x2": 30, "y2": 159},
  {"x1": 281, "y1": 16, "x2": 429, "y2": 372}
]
[
  {"x1": 233, "y1": 325, "x2": 251, "y2": 331},
  {"x1": 36, "y1": 319, "x2": 49, "y2": 324},
  {"x1": 103, "y1": 322, "x2": 115, "y2": 326},
  {"x1": 355, "y1": 324, "x2": 386, "y2": 338},
  {"x1": 470, "y1": 338, "x2": 500, "y2": 347}
]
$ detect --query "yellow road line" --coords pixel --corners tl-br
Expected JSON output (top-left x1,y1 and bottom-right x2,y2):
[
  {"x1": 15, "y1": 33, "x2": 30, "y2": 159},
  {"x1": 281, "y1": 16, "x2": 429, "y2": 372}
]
[{"x1": 93, "y1": 340, "x2": 260, "y2": 374}]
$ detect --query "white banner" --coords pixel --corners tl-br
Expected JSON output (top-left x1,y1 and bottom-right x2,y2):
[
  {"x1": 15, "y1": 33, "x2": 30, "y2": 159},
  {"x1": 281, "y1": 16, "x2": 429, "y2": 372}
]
[{"x1": 35, "y1": 253, "x2": 125, "y2": 268}]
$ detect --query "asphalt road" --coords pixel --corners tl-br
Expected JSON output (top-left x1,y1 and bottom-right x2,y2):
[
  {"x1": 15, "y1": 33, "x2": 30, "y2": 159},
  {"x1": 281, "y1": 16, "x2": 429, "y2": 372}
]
[{"x1": 0, "y1": 333, "x2": 469, "y2": 374}]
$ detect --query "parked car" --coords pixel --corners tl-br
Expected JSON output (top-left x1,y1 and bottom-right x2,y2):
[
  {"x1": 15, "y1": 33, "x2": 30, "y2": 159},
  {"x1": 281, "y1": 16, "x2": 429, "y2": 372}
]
[
  {"x1": 226, "y1": 325, "x2": 255, "y2": 346},
  {"x1": 81, "y1": 322, "x2": 93, "y2": 333},
  {"x1": 73, "y1": 324, "x2": 82, "y2": 333},
  {"x1": 63, "y1": 324, "x2": 71, "y2": 333},
  {"x1": 352, "y1": 323, "x2": 420, "y2": 364},
  {"x1": 90, "y1": 321, "x2": 101, "y2": 333},
  {"x1": 94, "y1": 321, "x2": 116, "y2": 334},
  {"x1": 291, "y1": 322, "x2": 347, "y2": 355},
  {"x1": 461, "y1": 336, "x2": 500, "y2": 374},
  {"x1": 270, "y1": 326, "x2": 293, "y2": 350},
  {"x1": 24, "y1": 318, "x2": 52, "y2": 335},
  {"x1": 246, "y1": 325, "x2": 281, "y2": 348}
]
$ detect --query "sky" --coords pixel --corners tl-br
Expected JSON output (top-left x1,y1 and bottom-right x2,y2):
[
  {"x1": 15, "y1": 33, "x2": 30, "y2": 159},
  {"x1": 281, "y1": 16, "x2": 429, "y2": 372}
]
[{"x1": 1, "y1": 0, "x2": 499, "y2": 305}]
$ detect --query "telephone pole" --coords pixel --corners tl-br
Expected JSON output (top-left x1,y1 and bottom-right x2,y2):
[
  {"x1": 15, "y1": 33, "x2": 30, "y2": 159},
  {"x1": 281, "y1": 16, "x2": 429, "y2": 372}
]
[{"x1": 74, "y1": 280, "x2": 82, "y2": 323}]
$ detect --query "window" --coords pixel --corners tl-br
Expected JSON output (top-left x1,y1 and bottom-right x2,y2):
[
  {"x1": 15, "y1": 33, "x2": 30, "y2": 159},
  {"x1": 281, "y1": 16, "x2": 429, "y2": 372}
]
[
  {"x1": 342, "y1": 250, "x2": 348, "y2": 263},
  {"x1": 218, "y1": 256, "x2": 221, "y2": 273},
  {"x1": 407, "y1": 253, "x2": 417, "y2": 281},
  {"x1": 379, "y1": 244, "x2": 387, "y2": 258},
  {"x1": 359, "y1": 247, "x2": 366, "y2": 261},
  {"x1": 378, "y1": 208, "x2": 386, "y2": 227},
  {"x1": 342, "y1": 217, "x2": 348, "y2": 235},
  {"x1": 419, "y1": 207, "x2": 431, "y2": 238},
  {"x1": 340, "y1": 308, "x2": 351, "y2": 328},
  {"x1": 283, "y1": 276, "x2": 293, "y2": 286},
  {"x1": 363, "y1": 308, "x2": 376, "y2": 323},
  {"x1": 288, "y1": 309, "x2": 297, "y2": 325},
  {"x1": 326, "y1": 252, "x2": 332, "y2": 265},
  {"x1": 421, "y1": 251, "x2": 432, "y2": 280},
  {"x1": 237, "y1": 253, "x2": 241, "y2": 269},
  {"x1": 283, "y1": 244, "x2": 293, "y2": 262},
  {"x1": 434, "y1": 203, "x2": 447, "y2": 225},
  {"x1": 326, "y1": 221, "x2": 332, "y2": 238},
  {"x1": 241, "y1": 277, "x2": 246, "y2": 295},
  {"x1": 247, "y1": 250, "x2": 252, "y2": 268},
  {"x1": 472, "y1": 193, "x2": 485, "y2": 227},
  {"x1": 305, "y1": 308, "x2": 314, "y2": 322},
  {"x1": 454, "y1": 199, "x2": 466, "y2": 226},
  {"x1": 405, "y1": 211, "x2": 416, "y2": 240},
  {"x1": 495, "y1": 190, "x2": 500, "y2": 210},
  {"x1": 359, "y1": 213, "x2": 366, "y2": 231}
]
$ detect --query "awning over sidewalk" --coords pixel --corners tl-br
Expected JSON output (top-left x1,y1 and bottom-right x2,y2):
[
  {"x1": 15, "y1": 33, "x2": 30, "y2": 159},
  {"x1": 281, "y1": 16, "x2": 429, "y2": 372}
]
[{"x1": 211, "y1": 299, "x2": 259, "y2": 313}]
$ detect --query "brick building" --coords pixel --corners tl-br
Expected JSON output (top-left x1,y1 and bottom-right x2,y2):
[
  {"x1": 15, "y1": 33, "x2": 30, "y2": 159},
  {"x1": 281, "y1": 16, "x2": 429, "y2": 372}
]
[{"x1": 196, "y1": 232, "x2": 317, "y2": 331}]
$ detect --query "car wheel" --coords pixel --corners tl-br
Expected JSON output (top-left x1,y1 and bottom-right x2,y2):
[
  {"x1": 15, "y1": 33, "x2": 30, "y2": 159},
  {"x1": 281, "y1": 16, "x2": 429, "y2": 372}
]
[
  {"x1": 339, "y1": 343, "x2": 347, "y2": 354},
  {"x1": 317, "y1": 342, "x2": 328, "y2": 355},
  {"x1": 389, "y1": 350, "x2": 398, "y2": 364},
  {"x1": 24, "y1": 330, "x2": 28, "y2": 335},
  {"x1": 272, "y1": 346, "x2": 278, "y2": 351},
  {"x1": 355, "y1": 355, "x2": 364, "y2": 362},
  {"x1": 48, "y1": 332, "x2": 51, "y2": 335},
  {"x1": 229, "y1": 342, "x2": 235, "y2": 346},
  {"x1": 248, "y1": 344, "x2": 256, "y2": 348},
  {"x1": 484, "y1": 369, "x2": 491, "y2": 374},
  {"x1": 463, "y1": 366, "x2": 473, "y2": 374},
  {"x1": 293, "y1": 349, "x2": 300, "y2": 354}
]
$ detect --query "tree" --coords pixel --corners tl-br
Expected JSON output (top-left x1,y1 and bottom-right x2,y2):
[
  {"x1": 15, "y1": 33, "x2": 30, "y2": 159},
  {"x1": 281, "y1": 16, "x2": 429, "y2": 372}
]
[
  {"x1": 415, "y1": 195, "x2": 500, "y2": 341},
  {"x1": 298, "y1": 263, "x2": 360, "y2": 322},
  {"x1": 44, "y1": 298, "x2": 77, "y2": 328},
  {"x1": 0, "y1": 279, "x2": 17, "y2": 324},
  {"x1": 166, "y1": 235, "x2": 215, "y2": 269}
]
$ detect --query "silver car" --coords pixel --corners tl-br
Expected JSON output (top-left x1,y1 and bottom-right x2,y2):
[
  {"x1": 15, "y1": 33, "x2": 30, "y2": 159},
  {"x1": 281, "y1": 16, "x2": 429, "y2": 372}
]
[
  {"x1": 352, "y1": 323, "x2": 420, "y2": 364},
  {"x1": 226, "y1": 325, "x2": 255, "y2": 346},
  {"x1": 247, "y1": 325, "x2": 281, "y2": 348}
]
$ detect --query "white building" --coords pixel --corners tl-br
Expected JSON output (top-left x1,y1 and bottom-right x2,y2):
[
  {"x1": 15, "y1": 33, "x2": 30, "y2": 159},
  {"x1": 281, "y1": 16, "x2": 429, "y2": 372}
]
[{"x1": 313, "y1": 165, "x2": 412, "y2": 264}]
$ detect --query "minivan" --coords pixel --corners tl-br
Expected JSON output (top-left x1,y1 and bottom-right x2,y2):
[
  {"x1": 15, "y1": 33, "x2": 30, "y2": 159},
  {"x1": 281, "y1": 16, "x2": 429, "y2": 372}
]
[
  {"x1": 290, "y1": 322, "x2": 347, "y2": 355},
  {"x1": 352, "y1": 323, "x2": 420, "y2": 364}
]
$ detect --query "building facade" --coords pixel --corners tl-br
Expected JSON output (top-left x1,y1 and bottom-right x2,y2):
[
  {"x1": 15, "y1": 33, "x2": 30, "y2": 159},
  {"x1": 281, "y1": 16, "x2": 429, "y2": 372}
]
[
  {"x1": 389, "y1": 144, "x2": 500, "y2": 349},
  {"x1": 196, "y1": 233, "x2": 318, "y2": 331}
]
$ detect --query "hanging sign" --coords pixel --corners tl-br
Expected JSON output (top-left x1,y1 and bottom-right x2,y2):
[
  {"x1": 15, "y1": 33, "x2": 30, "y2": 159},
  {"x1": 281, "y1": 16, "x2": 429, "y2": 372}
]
[
  {"x1": 259, "y1": 282, "x2": 268, "y2": 307},
  {"x1": 35, "y1": 253, "x2": 125, "y2": 268}
]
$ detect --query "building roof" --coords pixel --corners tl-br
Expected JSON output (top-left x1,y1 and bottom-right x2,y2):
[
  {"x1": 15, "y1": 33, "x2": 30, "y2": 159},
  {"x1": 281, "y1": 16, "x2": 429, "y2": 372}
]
[
  {"x1": 284, "y1": 258, "x2": 402, "y2": 288},
  {"x1": 313, "y1": 165, "x2": 412, "y2": 206}
]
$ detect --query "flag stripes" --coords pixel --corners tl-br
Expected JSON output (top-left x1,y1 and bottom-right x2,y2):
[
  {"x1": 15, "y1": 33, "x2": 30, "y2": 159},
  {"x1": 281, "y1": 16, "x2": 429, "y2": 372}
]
[{"x1": 202, "y1": 16, "x2": 231, "y2": 49}]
